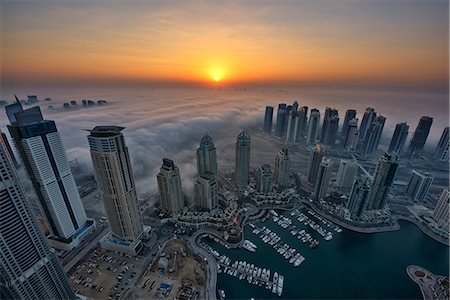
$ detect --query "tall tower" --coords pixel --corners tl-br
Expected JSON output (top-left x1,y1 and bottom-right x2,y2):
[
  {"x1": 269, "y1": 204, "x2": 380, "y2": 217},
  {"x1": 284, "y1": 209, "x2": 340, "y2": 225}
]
[
  {"x1": 195, "y1": 172, "x2": 218, "y2": 210},
  {"x1": 294, "y1": 106, "x2": 308, "y2": 142},
  {"x1": 7, "y1": 106, "x2": 88, "y2": 246},
  {"x1": 359, "y1": 107, "x2": 376, "y2": 141},
  {"x1": 157, "y1": 158, "x2": 184, "y2": 213},
  {"x1": 87, "y1": 126, "x2": 143, "y2": 254},
  {"x1": 408, "y1": 116, "x2": 433, "y2": 155},
  {"x1": 273, "y1": 146, "x2": 291, "y2": 187},
  {"x1": 404, "y1": 170, "x2": 434, "y2": 202},
  {"x1": 320, "y1": 107, "x2": 339, "y2": 145},
  {"x1": 347, "y1": 178, "x2": 371, "y2": 218},
  {"x1": 257, "y1": 164, "x2": 273, "y2": 193},
  {"x1": 344, "y1": 118, "x2": 359, "y2": 151},
  {"x1": 235, "y1": 130, "x2": 251, "y2": 186},
  {"x1": 361, "y1": 115, "x2": 386, "y2": 156},
  {"x1": 336, "y1": 159, "x2": 358, "y2": 195},
  {"x1": 433, "y1": 189, "x2": 449, "y2": 228},
  {"x1": 263, "y1": 106, "x2": 274, "y2": 134},
  {"x1": 275, "y1": 103, "x2": 288, "y2": 137},
  {"x1": 306, "y1": 108, "x2": 320, "y2": 144},
  {"x1": 341, "y1": 109, "x2": 357, "y2": 141},
  {"x1": 313, "y1": 158, "x2": 332, "y2": 201},
  {"x1": 306, "y1": 143, "x2": 324, "y2": 185},
  {"x1": 197, "y1": 133, "x2": 218, "y2": 177},
  {"x1": 285, "y1": 111, "x2": 299, "y2": 143},
  {"x1": 367, "y1": 152, "x2": 398, "y2": 210},
  {"x1": 0, "y1": 133, "x2": 75, "y2": 300},
  {"x1": 388, "y1": 122, "x2": 409, "y2": 155},
  {"x1": 434, "y1": 127, "x2": 449, "y2": 161}
]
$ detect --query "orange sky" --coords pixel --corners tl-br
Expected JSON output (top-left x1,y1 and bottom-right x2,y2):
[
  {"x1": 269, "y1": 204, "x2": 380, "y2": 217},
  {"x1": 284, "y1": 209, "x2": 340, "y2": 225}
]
[{"x1": 1, "y1": 1, "x2": 448, "y2": 88}]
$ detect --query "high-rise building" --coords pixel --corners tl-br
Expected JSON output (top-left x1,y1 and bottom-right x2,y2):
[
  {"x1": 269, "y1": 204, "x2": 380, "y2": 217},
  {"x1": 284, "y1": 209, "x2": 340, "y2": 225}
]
[
  {"x1": 5, "y1": 94, "x2": 23, "y2": 124},
  {"x1": 344, "y1": 118, "x2": 359, "y2": 151},
  {"x1": 195, "y1": 172, "x2": 218, "y2": 210},
  {"x1": 273, "y1": 146, "x2": 291, "y2": 187},
  {"x1": 294, "y1": 106, "x2": 308, "y2": 142},
  {"x1": 306, "y1": 108, "x2": 320, "y2": 144},
  {"x1": 0, "y1": 133, "x2": 76, "y2": 300},
  {"x1": 88, "y1": 126, "x2": 144, "y2": 255},
  {"x1": 336, "y1": 159, "x2": 358, "y2": 195},
  {"x1": 408, "y1": 116, "x2": 433, "y2": 155},
  {"x1": 347, "y1": 177, "x2": 371, "y2": 218},
  {"x1": 0, "y1": 132, "x2": 18, "y2": 168},
  {"x1": 157, "y1": 158, "x2": 184, "y2": 214},
  {"x1": 320, "y1": 107, "x2": 339, "y2": 145},
  {"x1": 285, "y1": 110, "x2": 299, "y2": 143},
  {"x1": 313, "y1": 158, "x2": 332, "y2": 201},
  {"x1": 388, "y1": 122, "x2": 409, "y2": 155},
  {"x1": 341, "y1": 109, "x2": 357, "y2": 141},
  {"x1": 275, "y1": 103, "x2": 288, "y2": 137},
  {"x1": 404, "y1": 170, "x2": 434, "y2": 202},
  {"x1": 235, "y1": 130, "x2": 251, "y2": 186},
  {"x1": 197, "y1": 133, "x2": 218, "y2": 177},
  {"x1": 367, "y1": 152, "x2": 398, "y2": 210},
  {"x1": 256, "y1": 164, "x2": 273, "y2": 193},
  {"x1": 306, "y1": 143, "x2": 324, "y2": 185},
  {"x1": 8, "y1": 106, "x2": 89, "y2": 248},
  {"x1": 359, "y1": 107, "x2": 376, "y2": 141},
  {"x1": 361, "y1": 115, "x2": 386, "y2": 156},
  {"x1": 263, "y1": 106, "x2": 274, "y2": 134},
  {"x1": 433, "y1": 189, "x2": 449, "y2": 228},
  {"x1": 292, "y1": 100, "x2": 299, "y2": 112},
  {"x1": 434, "y1": 127, "x2": 449, "y2": 161},
  {"x1": 284, "y1": 105, "x2": 294, "y2": 135}
]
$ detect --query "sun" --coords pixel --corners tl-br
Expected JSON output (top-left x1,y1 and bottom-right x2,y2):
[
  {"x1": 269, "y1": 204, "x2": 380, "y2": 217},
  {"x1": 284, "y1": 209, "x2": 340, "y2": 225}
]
[
  {"x1": 214, "y1": 75, "x2": 220, "y2": 82},
  {"x1": 209, "y1": 67, "x2": 224, "y2": 83}
]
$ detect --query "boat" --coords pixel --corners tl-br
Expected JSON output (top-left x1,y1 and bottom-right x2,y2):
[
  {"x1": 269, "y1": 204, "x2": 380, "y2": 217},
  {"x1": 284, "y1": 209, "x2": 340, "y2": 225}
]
[
  {"x1": 219, "y1": 290, "x2": 226, "y2": 300},
  {"x1": 277, "y1": 275, "x2": 284, "y2": 296},
  {"x1": 294, "y1": 255, "x2": 305, "y2": 267},
  {"x1": 272, "y1": 272, "x2": 278, "y2": 294},
  {"x1": 242, "y1": 240, "x2": 257, "y2": 253}
]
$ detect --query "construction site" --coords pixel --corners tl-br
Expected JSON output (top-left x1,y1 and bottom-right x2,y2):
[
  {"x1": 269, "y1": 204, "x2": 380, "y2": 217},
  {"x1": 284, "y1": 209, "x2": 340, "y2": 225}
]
[{"x1": 129, "y1": 239, "x2": 206, "y2": 300}]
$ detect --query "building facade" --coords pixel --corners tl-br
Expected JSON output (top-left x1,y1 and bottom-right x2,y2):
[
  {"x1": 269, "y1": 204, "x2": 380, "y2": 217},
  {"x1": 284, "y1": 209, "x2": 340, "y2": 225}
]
[
  {"x1": 195, "y1": 172, "x2": 218, "y2": 210},
  {"x1": 87, "y1": 126, "x2": 143, "y2": 243},
  {"x1": 197, "y1": 133, "x2": 218, "y2": 177},
  {"x1": 320, "y1": 107, "x2": 339, "y2": 145},
  {"x1": 341, "y1": 109, "x2": 357, "y2": 142},
  {"x1": 404, "y1": 170, "x2": 434, "y2": 202},
  {"x1": 275, "y1": 103, "x2": 288, "y2": 137},
  {"x1": 273, "y1": 146, "x2": 291, "y2": 187},
  {"x1": 359, "y1": 107, "x2": 376, "y2": 141},
  {"x1": 361, "y1": 115, "x2": 386, "y2": 156},
  {"x1": 0, "y1": 133, "x2": 75, "y2": 300},
  {"x1": 313, "y1": 158, "x2": 332, "y2": 201},
  {"x1": 306, "y1": 108, "x2": 320, "y2": 144},
  {"x1": 7, "y1": 106, "x2": 88, "y2": 244},
  {"x1": 257, "y1": 164, "x2": 273, "y2": 193},
  {"x1": 347, "y1": 178, "x2": 371, "y2": 218},
  {"x1": 433, "y1": 189, "x2": 449, "y2": 228},
  {"x1": 306, "y1": 143, "x2": 324, "y2": 185},
  {"x1": 344, "y1": 118, "x2": 359, "y2": 151},
  {"x1": 388, "y1": 122, "x2": 409, "y2": 155},
  {"x1": 367, "y1": 152, "x2": 398, "y2": 210},
  {"x1": 235, "y1": 130, "x2": 251, "y2": 186},
  {"x1": 157, "y1": 158, "x2": 184, "y2": 214},
  {"x1": 434, "y1": 127, "x2": 449, "y2": 161},
  {"x1": 336, "y1": 159, "x2": 358, "y2": 195},
  {"x1": 408, "y1": 116, "x2": 433, "y2": 155},
  {"x1": 263, "y1": 106, "x2": 274, "y2": 134}
]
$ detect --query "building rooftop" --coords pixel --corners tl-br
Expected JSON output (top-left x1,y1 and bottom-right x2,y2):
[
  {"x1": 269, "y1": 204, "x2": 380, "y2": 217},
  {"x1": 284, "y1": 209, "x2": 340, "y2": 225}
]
[{"x1": 88, "y1": 126, "x2": 125, "y2": 137}]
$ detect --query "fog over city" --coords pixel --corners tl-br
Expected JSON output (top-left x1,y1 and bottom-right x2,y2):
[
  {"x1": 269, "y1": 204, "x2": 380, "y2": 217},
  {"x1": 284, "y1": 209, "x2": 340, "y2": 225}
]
[{"x1": 0, "y1": 85, "x2": 447, "y2": 196}]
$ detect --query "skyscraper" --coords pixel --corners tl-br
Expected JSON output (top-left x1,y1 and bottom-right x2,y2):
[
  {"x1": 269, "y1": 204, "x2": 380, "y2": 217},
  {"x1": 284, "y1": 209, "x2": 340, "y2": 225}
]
[
  {"x1": 359, "y1": 107, "x2": 376, "y2": 141},
  {"x1": 8, "y1": 106, "x2": 89, "y2": 248},
  {"x1": 306, "y1": 108, "x2": 320, "y2": 144},
  {"x1": 306, "y1": 143, "x2": 324, "y2": 185},
  {"x1": 336, "y1": 159, "x2": 358, "y2": 195},
  {"x1": 361, "y1": 115, "x2": 386, "y2": 156},
  {"x1": 434, "y1": 127, "x2": 449, "y2": 161},
  {"x1": 294, "y1": 106, "x2": 308, "y2": 142},
  {"x1": 367, "y1": 152, "x2": 398, "y2": 210},
  {"x1": 5, "y1": 94, "x2": 23, "y2": 124},
  {"x1": 263, "y1": 106, "x2": 274, "y2": 134},
  {"x1": 0, "y1": 133, "x2": 76, "y2": 300},
  {"x1": 285, "y1": 110, "x2": 299, "y2": 143},
  {"x1": 388, "y1": 122, "x2": 409, "y2": 155},
  {"x1": 195, "y1": 172, "x2": 218, "y2": 210},
  {"x1": 235, "y1": 130, "x2": 251, "y2": 186},
  {"x1": 341, "y1": 109, "x2": 357, "y2": 141},
  {"x1": 347, "y1": 177, "x2": 371, "y2": 218},
  {"x1": 88, "y1": 126, "x2": 143, "y2": 255},
  {"x1": 292, "y1": 100, "x2": 299, "y2": 112},
  {"x1": 275, "y1": 103, "x2": 288, "y2": 137},
  {"x1": 273, "y1": 146, "x2": 291, "y2": 187},
  {"x1": 408, "y1": 116, "x2": 433, "y2": 155},
  {"x1": 157, "y1": 158, "x2": 184, "y2": 214},
  {"x1": 404, "y1": 170, "x2": 434, "y2": 202},
  {"x1": 197, "y1": 133, "x2": 218, "y2": 177},
  {"x1": 257, "y1": 164, "x2": 273, "y2": 193},
  {"x1": 344, "y1": 118, "x2": 359, "y2": 151},
  {"x1": 313, "y1": 158, "x2": 332, "y2": 201},
  {"x1": 433, "y1": 189, "x2": 449, "y2": 228},
  {"x1": 320, "y1": 107, "x2": 339, "y2": 145}
]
